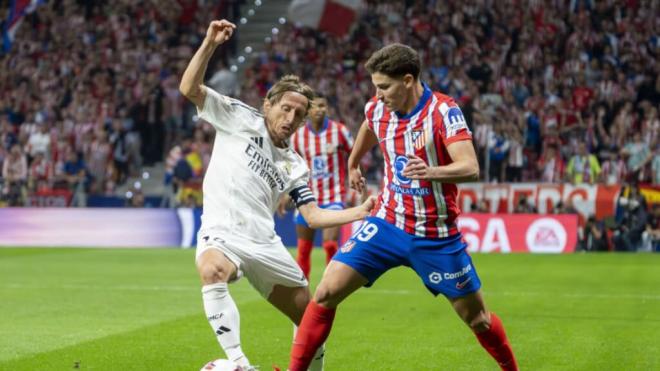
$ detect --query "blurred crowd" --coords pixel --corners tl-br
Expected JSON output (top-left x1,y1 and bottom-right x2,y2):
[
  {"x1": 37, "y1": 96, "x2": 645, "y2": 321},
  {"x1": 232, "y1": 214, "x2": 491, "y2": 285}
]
[
  {"x1": 240, "y1": 0, "x2": 659, "y2": 185},
  {"x1": 0, "y1": 0, "x2": 240, "y2": 206},
  {"x1": 1, "y1": 0, "x2": 659, "y2": 208}
]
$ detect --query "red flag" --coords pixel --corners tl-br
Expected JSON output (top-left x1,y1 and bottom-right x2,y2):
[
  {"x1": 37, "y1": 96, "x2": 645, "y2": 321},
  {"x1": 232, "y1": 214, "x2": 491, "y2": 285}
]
[{"x1": 288, "y1": 0, "x2": 360, "y2": 37}]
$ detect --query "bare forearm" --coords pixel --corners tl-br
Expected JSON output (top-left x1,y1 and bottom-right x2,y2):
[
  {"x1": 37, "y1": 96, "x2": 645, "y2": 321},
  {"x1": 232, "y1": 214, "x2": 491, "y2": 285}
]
[
  {"x1": 427, "y1": 160, "x2": 479, "y2": 183},
  {"x1": 306, "y1": 207, "x2": 365, "y2": 229},
  {"x1": 299, "y1": 202, "x2": 369, "y2": 229},
  {"x1": 179, "y1": 40, "x2": 216, "y2": 103}
]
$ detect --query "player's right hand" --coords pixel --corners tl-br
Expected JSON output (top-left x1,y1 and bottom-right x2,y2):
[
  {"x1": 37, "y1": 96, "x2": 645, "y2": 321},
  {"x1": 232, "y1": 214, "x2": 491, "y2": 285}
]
[
  {"x1": 359, "y1": 195, "x2": 377, "y2": 215},
  {"x1": 205, "y1": 20, "x2": 236, "y2": 46},
  {"x1": 349, "y1": 167, "x2": 366, "y2": 194}
]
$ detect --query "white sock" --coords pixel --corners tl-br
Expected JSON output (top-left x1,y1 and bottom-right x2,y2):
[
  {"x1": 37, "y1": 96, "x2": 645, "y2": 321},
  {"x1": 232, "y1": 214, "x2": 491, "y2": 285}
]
[
  {"x1": 293, "y1": 324, "x2": 325, "y2": 371},
  {"x1": 202, "y1": 282, "x2": 250, "y2": 367}
]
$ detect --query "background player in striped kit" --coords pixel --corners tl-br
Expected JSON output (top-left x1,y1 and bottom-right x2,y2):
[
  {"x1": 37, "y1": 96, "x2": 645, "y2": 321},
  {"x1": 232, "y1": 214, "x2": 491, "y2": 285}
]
[
  {"x1": 288, "y1": 94, "x2": 354, "y2": 278},
  {"x1": 288, "y1": 44, "x2": 518, "y2": 371}
]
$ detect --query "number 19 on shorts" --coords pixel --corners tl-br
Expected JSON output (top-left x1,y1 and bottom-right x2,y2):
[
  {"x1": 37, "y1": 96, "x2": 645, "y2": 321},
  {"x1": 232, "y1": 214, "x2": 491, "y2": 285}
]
[{"x1": 354, "y1": 222, "x2": 379, "y2": 242}]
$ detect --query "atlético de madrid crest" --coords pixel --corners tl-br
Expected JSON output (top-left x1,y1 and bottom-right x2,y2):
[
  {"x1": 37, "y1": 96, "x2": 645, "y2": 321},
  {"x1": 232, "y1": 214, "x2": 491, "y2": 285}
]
[{"x1": 411, "y1": 129, "x2": 427, "y2": 150}]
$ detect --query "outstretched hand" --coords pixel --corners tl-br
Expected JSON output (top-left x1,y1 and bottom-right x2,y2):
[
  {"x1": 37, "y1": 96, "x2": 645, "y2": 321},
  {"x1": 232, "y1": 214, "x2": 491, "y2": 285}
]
[
  {"x1": 205, "y1": 20, "x2": 236, "y2": 46},
  {"x1": 349, "y1": 167, "x2": 366, "y2": 194}
]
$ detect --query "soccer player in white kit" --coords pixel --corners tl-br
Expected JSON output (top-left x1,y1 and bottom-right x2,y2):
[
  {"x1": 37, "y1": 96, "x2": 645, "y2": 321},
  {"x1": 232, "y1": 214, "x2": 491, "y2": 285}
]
[{"x1": 179, "y1": 20, "x2": 375, "y2": 371}]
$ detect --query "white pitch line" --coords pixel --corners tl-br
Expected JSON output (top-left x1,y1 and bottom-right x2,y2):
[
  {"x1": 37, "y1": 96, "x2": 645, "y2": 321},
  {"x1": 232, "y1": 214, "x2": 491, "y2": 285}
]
[
  {"x1": 0, "y1": 283, "x2": 254, "y2": 292},
  {"x1": 488, "y1": 290, "x2": 660, "y2": 301},
  {"x1": 362, "y1": 288, "x2": 660, "y2": 301},
  {"x1": 2, "y1": 283, "x2": 660, "y2": 301}
]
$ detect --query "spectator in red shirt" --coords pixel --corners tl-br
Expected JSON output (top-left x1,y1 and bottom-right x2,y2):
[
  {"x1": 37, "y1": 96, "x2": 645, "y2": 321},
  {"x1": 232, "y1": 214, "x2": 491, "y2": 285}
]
[{"x1": 572, "y1": 75, "x2": 594, "y2": 113}]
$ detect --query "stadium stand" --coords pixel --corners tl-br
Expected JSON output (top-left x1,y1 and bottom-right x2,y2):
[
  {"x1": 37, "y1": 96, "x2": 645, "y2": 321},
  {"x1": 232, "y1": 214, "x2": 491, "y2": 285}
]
[
  {"x1": 1, "y1": 0, "x2": 658, "y2": 241},
  {"x1": 0, "y1": 0, "x2": 243, "y2": 206}
]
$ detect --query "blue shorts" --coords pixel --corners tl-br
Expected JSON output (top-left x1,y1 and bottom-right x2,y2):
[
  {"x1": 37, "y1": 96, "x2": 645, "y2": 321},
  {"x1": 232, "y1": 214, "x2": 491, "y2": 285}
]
[
  {"x1": 295, "y1": 202, "x2": 344, "y2": 227},
  {"x1": 333, "y1": 216, "x2": 482, "y2": 298}
]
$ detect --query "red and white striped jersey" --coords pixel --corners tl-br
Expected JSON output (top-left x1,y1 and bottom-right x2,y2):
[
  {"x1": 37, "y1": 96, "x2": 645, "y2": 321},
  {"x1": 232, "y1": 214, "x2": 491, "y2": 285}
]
[
  {"x1": 365, "y1": 88, "x2": 472, "y2": 238},
  {"x1": 291, "y1": 118, "x2": 354, "y2": 205}
]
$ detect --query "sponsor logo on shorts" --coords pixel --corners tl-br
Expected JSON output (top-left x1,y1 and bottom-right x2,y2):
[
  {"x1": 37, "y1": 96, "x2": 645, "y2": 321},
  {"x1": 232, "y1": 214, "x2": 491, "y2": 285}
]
[
  {"x1": 429, "y1": 265, "x2": 473, "y2": 285},
  {"x1": 456, "y1": 276, "x2": 472, "y2": 289},
  {"x1": 340, "y1": 239, "x2": 356, "y2": 253},
  {"x1": 429, "y1": 272, "x2": 443, "y2": 284},
  {"x1": 443, "y1": 264, "x2": 472, "y2": 280}
]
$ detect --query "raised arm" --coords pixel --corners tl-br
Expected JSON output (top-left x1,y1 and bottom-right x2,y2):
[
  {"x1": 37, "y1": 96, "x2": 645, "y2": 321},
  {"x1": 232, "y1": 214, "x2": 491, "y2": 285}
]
[
  {"x1": 179, "y1": 20, "x2": 236, "y2": 109},
  {"x1": 347, "y1": 120, "x2": 379, "y2": 193}
]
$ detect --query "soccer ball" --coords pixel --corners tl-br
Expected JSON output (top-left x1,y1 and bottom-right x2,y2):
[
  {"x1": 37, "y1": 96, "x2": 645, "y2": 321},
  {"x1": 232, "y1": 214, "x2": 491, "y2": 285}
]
[{"x1": 200, "y1": 359, "x2": 241, "y2": 371}]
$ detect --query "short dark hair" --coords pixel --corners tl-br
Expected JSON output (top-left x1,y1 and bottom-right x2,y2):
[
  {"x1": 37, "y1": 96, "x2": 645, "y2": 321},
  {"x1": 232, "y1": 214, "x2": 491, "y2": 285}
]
[
  {"x1": 365, "y1": 43, "x2": 421, "y2": 79},
  {"x1": 265, "y1": 75, "x2": 315, "y2": 110},
  {"x1": 313, "y1": 92, "x2": 327, "y2": 101}
]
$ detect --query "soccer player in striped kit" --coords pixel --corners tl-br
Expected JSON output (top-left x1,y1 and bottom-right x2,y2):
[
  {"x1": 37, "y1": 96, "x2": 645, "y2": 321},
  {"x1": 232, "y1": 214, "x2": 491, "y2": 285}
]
[
  {"x1": 290, "y1": 94, "x2": 354, "y2": 279},
  {"x1": 289, "y1": 44, "x2": 518, "y2": 370}
]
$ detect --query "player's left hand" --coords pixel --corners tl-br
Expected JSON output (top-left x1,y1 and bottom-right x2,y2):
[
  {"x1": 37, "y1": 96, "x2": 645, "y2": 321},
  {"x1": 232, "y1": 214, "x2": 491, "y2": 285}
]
[
  {"x1": 349, "y1": 167, "x2": 366, "y2": 193},
  {"x1": 402, "y1": 154, "x2": 433, "y2": 180},
  {"x1": 276, "y1": 195, "x2": 291, "y2": 217}
]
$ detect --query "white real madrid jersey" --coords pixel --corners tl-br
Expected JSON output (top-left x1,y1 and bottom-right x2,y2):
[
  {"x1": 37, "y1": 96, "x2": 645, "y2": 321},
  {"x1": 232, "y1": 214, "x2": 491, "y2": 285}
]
[{"x1": 197, "y1": 87, "x2": 310, "y2": 243}]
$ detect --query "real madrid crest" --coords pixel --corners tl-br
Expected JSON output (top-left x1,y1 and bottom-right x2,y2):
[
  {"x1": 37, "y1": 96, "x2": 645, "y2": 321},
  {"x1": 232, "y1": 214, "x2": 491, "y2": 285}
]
[{"x1": 283, "y1": 161, "x2": 292, "y2": 175}]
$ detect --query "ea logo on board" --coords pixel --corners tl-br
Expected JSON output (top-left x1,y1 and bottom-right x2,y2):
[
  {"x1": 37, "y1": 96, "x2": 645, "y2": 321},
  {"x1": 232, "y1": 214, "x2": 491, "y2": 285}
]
[
  {"x1": 526, "y1": 218, "x2": 567, "y2": 253},
  {"x1": 393, "y1": 155, "x2": 411, "y2": 185}
]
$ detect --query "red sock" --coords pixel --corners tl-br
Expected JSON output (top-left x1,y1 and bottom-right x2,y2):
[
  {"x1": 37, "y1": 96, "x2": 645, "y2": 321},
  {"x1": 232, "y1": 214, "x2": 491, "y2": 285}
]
[
  {"x1": 322, "y1": 240, "x2": 338, "y2": 264},
  {"x1": 289, "y1": 301, "x2": 336, "y2": 371},
  {"x1": 296, "y1": 239, "x2": 313, "y2": 279},
  {"x1": 475, "y1": 313, "x2": 518, "y2": 371}
]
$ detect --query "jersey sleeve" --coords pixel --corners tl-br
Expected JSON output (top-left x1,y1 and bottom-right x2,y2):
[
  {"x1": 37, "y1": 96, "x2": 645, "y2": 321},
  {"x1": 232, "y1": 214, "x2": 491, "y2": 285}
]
[
  {"x1": 288, "y1": 155, "x2": 315, "y2": 207},
  {"x1": 197, "y1": 86, "x2": 259, "y2": 132},
  {"x1": 338, "y1": 123, "x2": 354, "y2": 152},
  {"x1": 363, "y1": 97, "x2": 379, "y2": 131},
  {"x1": 436, "y1": 99, "x2": 472, "y2": 145},
  {"x1": 286, "y1": 151, "x2": 312, "y2": 192}
]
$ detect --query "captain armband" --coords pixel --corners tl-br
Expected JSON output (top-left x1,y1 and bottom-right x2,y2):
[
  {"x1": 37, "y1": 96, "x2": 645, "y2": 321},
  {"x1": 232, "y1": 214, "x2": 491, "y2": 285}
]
[{"x1": 289, "y1": 185, "x2": 316, "y2": 207}]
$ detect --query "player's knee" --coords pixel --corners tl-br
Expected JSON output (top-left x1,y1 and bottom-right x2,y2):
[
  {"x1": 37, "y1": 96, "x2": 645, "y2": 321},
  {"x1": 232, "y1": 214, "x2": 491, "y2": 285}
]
[
  {"x1": 468, "y1": 312, "x2": 491, "y2": 333},
  {"x1": 197, "y1": 261, "x2": 231, "y2": 284},
  {"x1": 312, "y1": 283, "x2": 340, "y2": 308}
]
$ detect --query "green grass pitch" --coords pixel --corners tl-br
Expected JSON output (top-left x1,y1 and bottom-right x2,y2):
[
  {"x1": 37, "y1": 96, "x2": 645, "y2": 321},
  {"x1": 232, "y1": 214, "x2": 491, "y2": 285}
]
[{"x1": 1, "y1": 248, "x2": 659, "y2": 370}]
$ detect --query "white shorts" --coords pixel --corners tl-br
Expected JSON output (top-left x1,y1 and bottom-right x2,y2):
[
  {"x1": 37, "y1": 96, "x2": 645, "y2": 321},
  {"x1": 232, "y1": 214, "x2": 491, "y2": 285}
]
[{"x1": 195, "y1": 229, "x2": 308, "y2": 298}]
